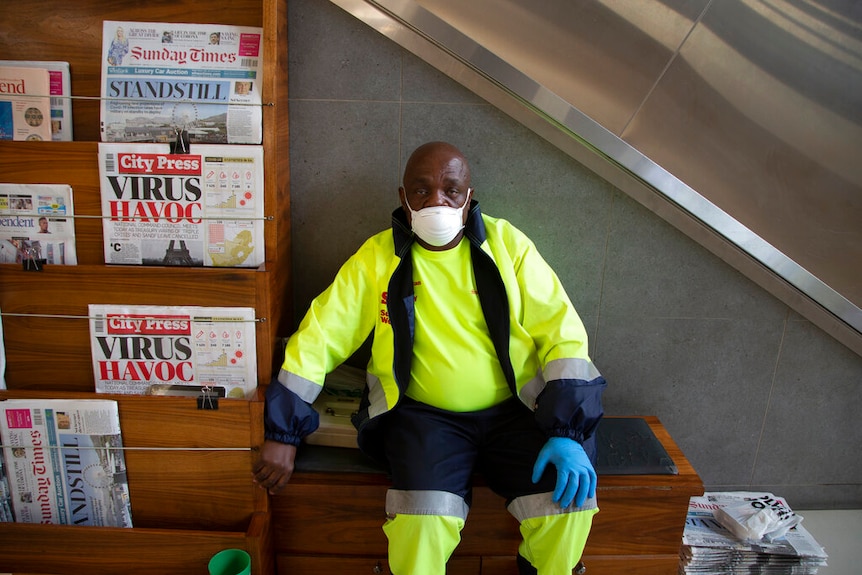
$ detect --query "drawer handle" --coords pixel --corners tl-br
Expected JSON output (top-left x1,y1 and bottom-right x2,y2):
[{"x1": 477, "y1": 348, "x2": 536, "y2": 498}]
[{"x1": 372, "y1": 560, "x2": 384, "y2": 574}]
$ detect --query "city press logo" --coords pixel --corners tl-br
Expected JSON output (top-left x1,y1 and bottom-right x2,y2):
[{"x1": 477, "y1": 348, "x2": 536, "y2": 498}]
[{"x1": 117, "y1": 153, "x2": 201, "y2": 174}]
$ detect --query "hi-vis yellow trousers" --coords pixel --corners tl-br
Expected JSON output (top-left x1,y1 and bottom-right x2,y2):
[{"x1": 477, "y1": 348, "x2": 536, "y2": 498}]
[
  {"x1": 378, "y1": 398, "x2": 600, "y2": 575},
  {"x1": 383, "y1": 490, "x2": 598, "y2": 575}
]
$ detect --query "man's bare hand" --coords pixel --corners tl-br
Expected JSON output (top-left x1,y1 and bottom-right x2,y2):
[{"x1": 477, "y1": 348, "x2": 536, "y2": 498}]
[{"x1": 252, "y1": 440, "x2": 297, "y2": 495}]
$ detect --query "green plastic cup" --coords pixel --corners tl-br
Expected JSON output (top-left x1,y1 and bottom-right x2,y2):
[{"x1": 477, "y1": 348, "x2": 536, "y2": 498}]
[{"x1": 208, "y1": 548, "x2": 251, "y2": 575}]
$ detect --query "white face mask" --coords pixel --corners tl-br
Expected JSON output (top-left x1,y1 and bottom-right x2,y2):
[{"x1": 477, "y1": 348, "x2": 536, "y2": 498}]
[{"x1": 406, "y1": 190, "x2": 471, "y2": 247}]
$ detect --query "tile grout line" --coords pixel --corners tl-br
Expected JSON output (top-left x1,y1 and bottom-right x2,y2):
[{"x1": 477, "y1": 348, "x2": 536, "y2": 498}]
[
  {"x1": 748, "y1": 307, "x2": 791, "y2": 486},
  {"x1": 591, "y1": 191, "x2": 617, "y2": 359}
]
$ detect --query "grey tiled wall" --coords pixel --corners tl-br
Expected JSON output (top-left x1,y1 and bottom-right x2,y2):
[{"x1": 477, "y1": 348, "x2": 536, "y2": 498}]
[{"x1": 286, "y1": 0, "x2": 862, "y2": 509}]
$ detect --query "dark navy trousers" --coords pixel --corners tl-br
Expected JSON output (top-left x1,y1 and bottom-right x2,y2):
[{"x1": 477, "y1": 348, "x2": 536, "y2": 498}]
[{"x1": 380, "y1": 396, "x2": 559, "y2": 506}]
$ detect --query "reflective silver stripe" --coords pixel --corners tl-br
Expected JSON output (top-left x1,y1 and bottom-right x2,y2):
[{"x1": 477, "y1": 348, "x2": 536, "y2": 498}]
[
  {"x1": 519, "y1": 359, "x2": 603, "y2": 410},
  {"x1": 277, "y1": 369, "x2": 323, "y2": 404},
  {"x1": 543, "y1": 358, "x2": 602, "y2": 383},
  {"x1": 507, "y1": 492, "x2": 598, "y2": 522},
  {"x1": 386, "y1": 489, "x2": 470, "y2": 520},
  {"x1": 366, "y1": 372, "x2": 389, "y2": 418},
  {"x1": 518, "y1": 368, "x2": 546, "y2": 410}
]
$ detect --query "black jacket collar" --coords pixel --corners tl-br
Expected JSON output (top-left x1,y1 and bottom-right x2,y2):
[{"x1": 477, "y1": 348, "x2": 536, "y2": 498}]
[{"x1": 387, "y1": 199, "x2": 515, "y2": 395}]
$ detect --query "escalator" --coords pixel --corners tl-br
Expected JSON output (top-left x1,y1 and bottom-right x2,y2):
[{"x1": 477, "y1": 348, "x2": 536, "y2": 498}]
[{"x1": 329, "y1": 0, "x2": 862, "y2": 355}]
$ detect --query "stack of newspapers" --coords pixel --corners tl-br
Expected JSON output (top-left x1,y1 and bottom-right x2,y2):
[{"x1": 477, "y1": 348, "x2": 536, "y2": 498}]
[{"x1": 680, "y1": 492, "x2": 828, "y2": 574}]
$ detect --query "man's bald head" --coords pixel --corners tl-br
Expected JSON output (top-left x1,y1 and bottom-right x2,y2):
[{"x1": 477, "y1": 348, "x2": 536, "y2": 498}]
[{"x1": 402, "y1": 142, "x2": 471, "y2": 189}]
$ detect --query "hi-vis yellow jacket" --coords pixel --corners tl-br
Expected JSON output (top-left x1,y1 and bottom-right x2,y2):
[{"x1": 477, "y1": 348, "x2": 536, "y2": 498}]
[{"x1": 264, "y1": 202, "x2": 606, "y2": 463}]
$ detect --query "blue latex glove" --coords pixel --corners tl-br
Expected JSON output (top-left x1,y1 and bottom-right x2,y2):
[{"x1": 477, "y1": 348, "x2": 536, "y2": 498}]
[{"x1": 531, "y1": 437, "x2": 597, "y2": 508}]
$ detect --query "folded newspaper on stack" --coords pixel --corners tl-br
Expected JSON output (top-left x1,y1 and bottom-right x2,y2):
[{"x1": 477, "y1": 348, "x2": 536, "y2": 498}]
[
  {"x1": 0, "y1": 398, "x2": 133, "y2": 527},
  {"x1": 680, "y1": 492, "x2": 827, "y2": 574},
  {"x1": 100, "y1": 21, "x2": 263, "y2": 144},
  {"x1": 713, "y1": 492, "x2": 802, "y2": 542},
  {"x1": 0, "y1": 183, "x2": 77, "y2": 265},
  {"x1": 89, "y1": 304, "x2": 257, "y2": 398}
]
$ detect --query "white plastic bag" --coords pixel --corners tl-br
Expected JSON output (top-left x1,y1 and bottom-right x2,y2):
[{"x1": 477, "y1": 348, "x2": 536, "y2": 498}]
[{"x1": 713, "y1": 493, "x2": 802, "y2": 542}]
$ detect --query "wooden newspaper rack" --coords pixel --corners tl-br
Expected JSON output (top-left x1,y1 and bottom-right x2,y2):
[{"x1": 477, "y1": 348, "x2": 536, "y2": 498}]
[{"x1": 0, "y1": 0, "x2": 289, "y2": 573}]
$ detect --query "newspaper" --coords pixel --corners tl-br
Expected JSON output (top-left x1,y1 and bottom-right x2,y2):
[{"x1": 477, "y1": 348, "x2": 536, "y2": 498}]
[
  {"x1": 100, "y1": 21, "x2": 263, "y2": 144},
  {"x1": 89, "y1": 304, "x2": 257, "y2": 398},
  {"x1": 0, "y1": 401, "x2": 15, "y2": 521},
  {"x1": 0, "y1": 305, "x2": 5, "y2": 391},
  {"x1": 0, "y1": 65, "x2": 52, "y2": 141},
  {"x1": 680, "y1": 492, "x2": 827, "y2": 574},
  {"x1": 0, "y1": 61, "x2": 72, "y2": 141},
  {"x1": 0, "y1": 183, "x2": 77, "y2": 265},
  {"x1": 0, "y1": 438, "x2": 12, "y2": 521},
  {"x1": 0, "y1": 398, "x2": 133, "y2": 527},
  {"x1": 98, "y1": 142, "x2": 264, "y2": 267}
]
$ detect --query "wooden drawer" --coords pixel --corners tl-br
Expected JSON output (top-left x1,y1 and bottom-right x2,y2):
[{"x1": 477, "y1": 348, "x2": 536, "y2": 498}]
[
  {"x1": 585, "y1": 487, "x2": 691, "y2": 556},
  {"x1": 278, "y1": 555, "x2": 480, "y2": 575},
  {"x1": 274, "y1": 479, "x2": 691, "y2": 558},
  {"x1": 274, "y1": 481, "x2": 523, "y2": 557},
  {"x1": 481, "y1": 554, "x2": 679, "y2": 575},
  {"x1": 279, "y1": 554, "x2": 678, "y2": 575},
  {"x1": 274, "y1": 482, "x2": 389, "y2": 555}
]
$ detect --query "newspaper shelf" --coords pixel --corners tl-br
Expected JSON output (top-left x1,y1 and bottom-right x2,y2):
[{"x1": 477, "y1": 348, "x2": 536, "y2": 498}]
[
  {"x1": 0, "y1": 511, "x2": 271, "y2": 575},
  {"x1": 0, "y1": 0, "x2": 288, "y2": 573},
  {"x1": 0, "y1": 263, "x2": 275, "y2": 393},
  {"x1": 0, "y1": 390, "x2": 274, "y2": 574}
]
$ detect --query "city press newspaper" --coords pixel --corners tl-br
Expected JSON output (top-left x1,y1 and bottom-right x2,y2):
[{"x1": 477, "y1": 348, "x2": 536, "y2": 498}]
[
  {"x1": 0, "y1": 398, "x2": 133, "y2": 527},
  {"x1": 100, "y1": 21, "x2": 263, "y2": 144},
  {"x1": 0, "y1": 183, "x2": 78, "y2": 265},
  {"x1": 98, "y1": 142, "x2": 264, "y2": 267},
  {"x1": 89, "y1": 304, "x2": 257, "y2": 398}
]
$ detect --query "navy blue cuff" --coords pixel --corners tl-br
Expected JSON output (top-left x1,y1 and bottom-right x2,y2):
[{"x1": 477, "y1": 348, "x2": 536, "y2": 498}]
[
  {"x1": 263, "y1": 377, "x2": 320, "y2": 445},
  {"x1": 535, "y1": 377, "x2": 606, "y2": 442},
  {"x1": 264, "y1": 430, "x2": 303, "y2": 446}
]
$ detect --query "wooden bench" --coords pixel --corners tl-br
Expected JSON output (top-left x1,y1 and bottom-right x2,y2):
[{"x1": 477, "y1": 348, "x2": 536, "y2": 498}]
[{"x1": 273, "y1": 416, "x2": 703, "y2": 575}]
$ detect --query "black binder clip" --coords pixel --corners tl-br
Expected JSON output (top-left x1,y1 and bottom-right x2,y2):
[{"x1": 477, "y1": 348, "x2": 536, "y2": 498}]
[
  {"x1": 23, "y1": 256, "x2": 46, "y2": 272},
  {"x1": 20, "y1": 244, "x2": 46, "y2": 272},
  {"x1": 197, "y1": 386, "x2": 219, "y2": 410},
  {"x1": 170, "y1": 127, "x2": 190, "y2": 154}
]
